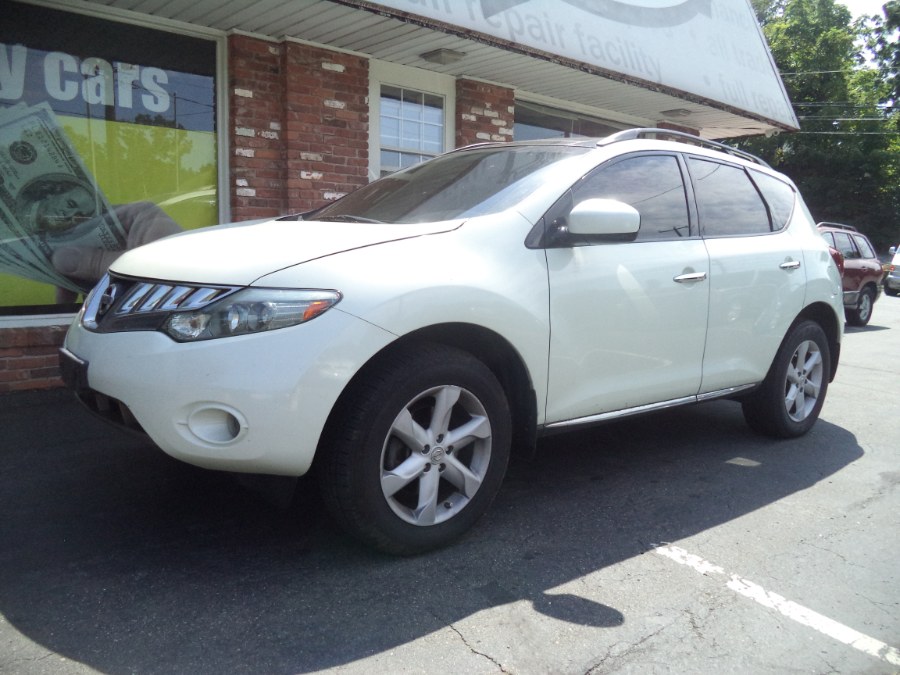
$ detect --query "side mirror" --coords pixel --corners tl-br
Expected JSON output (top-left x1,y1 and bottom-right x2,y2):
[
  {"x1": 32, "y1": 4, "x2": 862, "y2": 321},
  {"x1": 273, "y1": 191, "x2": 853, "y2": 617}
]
[
  {"x1": 890, "y1": 246, "x2": 897, "y2": 256},
  {"x1": 567, "y1": 198, "x2": 640, "y2": 237}
]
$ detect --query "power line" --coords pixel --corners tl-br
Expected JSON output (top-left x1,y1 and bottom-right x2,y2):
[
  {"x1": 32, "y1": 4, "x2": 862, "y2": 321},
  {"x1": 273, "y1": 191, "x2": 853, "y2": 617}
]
[
  {"x1": 781, "y1": 70, "x2": 849, "y2": 75},
  {"x1": 793, "y1": 101, "x2": 891, "y2": 105},
  {"x1": 795, "y1": 131, "x2": 900, "y2": 135},
  {"x1": 798, "y1": 116, "x2": 894, "y2": 120}
]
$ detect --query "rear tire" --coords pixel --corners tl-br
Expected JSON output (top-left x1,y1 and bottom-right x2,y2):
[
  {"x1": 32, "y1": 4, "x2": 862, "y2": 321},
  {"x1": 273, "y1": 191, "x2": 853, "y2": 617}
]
[
  {"x1": 845, "y1": 286, "x2": 874, "y2": 326},
  {"x1": 742, "y1": 320, "x2": 830, "y2": 438},
  {"x1": 318, "y1": 343, "x2": 511, "y2": 555}
]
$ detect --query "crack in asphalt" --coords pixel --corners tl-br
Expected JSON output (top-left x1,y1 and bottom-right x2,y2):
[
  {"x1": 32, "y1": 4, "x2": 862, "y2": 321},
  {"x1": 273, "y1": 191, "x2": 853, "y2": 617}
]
[
  {"x1": 447, "y1": 623, "x2": 512, "y2": 674},
  {"x1": 584, "y1": 622, "x2": 672, "y2": 673}
]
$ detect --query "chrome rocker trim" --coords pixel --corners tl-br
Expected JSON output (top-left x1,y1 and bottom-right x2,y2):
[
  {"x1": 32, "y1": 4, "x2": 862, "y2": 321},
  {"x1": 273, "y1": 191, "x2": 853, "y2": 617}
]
[{"x1": 544, "y1": 384, "x2": 758, "y2": 430}]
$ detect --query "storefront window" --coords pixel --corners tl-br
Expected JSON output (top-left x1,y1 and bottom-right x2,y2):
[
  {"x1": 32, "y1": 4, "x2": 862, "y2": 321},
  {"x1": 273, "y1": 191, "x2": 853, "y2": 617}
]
[
  {"x1": 514, "y1": 100, "x2": 622, "y2": 140},
  {"x1": 1, "y1": 2, "x2": 219, "y2": 314}
]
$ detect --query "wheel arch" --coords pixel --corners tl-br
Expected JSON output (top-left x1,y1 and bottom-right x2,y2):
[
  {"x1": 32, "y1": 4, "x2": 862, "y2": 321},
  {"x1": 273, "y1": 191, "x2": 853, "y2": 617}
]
[
  {"x1": 314, "y1": 323, "x2": 539, "y2": 466},
  {"x1": 796, "y1": 301, "x2": 842, "y2": 381},
  {"x1": 861, "y1": 280, "x2": 880, "y2": 298}
]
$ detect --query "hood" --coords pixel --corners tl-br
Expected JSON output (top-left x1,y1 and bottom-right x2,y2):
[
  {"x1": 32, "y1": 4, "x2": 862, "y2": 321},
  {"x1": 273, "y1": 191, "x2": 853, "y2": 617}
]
[{"x1": 109, "y1": 217, "x2": 462, "y2": 285}]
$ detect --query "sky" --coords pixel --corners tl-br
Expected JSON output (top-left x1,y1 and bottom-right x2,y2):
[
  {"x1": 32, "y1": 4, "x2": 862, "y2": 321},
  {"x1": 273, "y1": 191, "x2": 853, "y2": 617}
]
[{"x1": 838, "y1": 0, "x2": 889, "y2": 18}]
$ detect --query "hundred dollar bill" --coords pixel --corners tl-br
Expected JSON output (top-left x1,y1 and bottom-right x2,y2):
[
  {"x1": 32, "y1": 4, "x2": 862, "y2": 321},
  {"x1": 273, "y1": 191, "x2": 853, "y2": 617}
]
[
  {"x1": 1, "y1": 205, "x2": 81, "y2": 290},
  {"x1": 0, "y1": 103, "x2": 125, "y2": 293}
]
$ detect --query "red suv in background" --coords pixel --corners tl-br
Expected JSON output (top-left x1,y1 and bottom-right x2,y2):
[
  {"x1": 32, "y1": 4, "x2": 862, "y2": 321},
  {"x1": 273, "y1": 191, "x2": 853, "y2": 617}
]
[{"x1": 818, "y1": 222, "x2": 883, "y2": 326}]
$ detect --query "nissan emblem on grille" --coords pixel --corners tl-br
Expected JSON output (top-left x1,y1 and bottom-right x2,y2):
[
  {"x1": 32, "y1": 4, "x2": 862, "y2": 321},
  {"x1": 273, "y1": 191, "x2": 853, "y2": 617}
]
[{"x1": 97, "y1": 283, "x2": 119, "y2": 321}]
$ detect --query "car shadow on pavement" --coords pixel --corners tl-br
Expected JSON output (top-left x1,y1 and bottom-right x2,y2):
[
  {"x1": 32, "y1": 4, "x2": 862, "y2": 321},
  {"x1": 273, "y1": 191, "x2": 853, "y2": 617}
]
[
  {"x1": 844, "y1": 322, "x2": 890, "y2": 333},
  {"x1": 0, "y1": 389, "x2": 862, "y2": 673}
]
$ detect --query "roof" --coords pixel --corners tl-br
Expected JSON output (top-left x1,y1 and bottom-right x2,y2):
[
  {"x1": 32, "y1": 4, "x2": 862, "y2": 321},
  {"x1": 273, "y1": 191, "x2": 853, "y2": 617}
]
[{"x1": 53, "y1": 0, "x2": 798, "y2": 139}]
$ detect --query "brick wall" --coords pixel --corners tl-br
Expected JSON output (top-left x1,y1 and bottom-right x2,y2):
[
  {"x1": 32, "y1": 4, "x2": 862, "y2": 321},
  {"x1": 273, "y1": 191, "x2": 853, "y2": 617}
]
[
  {"x1": 283, "y1": 42, "x2": 370, "y2": 212},
  {"x1": 0, "y1": 325, "x2": 68, "y2": 393},
  {"x1": 456, "y1": 79, "x2": 515, "y2": 147},
  {"x1": 230, "y1": 34, "x2": 287, "y2": 221},
  {"x1": 229, "y1": 35, "x2": 370, "y2": 221}
]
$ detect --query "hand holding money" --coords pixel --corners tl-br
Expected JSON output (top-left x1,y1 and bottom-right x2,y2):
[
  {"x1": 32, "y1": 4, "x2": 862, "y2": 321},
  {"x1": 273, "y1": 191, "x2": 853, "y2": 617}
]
[{"x1": 52, "y1": 201, "x2": 181, "y2": 284}]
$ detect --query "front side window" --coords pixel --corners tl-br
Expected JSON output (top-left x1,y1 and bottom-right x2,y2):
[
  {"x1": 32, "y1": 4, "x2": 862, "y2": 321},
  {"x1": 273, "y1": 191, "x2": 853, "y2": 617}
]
[
  {"x1": 689, "y1": 158, "x2": 770, "y2": 236},
  {"x1": 379, "y1": 86, "x2": 444, "y2": 177},
  {"x1": 570, "y1": 154, "x2": 692, "y2": 240}
]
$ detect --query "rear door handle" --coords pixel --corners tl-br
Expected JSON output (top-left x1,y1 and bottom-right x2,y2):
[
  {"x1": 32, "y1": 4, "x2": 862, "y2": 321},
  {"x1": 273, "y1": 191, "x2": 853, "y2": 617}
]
[
  {"x1": 780, "y1": 260, "x2": 801, "y2": 270},
  {"x1": 673, "y1": 272, "x2": 708, "y2": 283}
]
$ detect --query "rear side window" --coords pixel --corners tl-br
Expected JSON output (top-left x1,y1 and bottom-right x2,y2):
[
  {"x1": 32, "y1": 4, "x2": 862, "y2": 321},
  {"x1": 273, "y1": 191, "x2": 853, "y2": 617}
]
[
  {"x1": 689, "y1": 157, "x2": 770, "y2": 236},
  {"x1": 572, "y1": 154, "x2": 692, "y2": 240},
  {"x1": 853, "y1": 235, "x2": 875, "y2": 259},
  {"x1": 750, "y1": 170, "x2": 795, "y2": 231},
  {"x1": 833, "y1": 232, "x2": 860, "y2": 259}
]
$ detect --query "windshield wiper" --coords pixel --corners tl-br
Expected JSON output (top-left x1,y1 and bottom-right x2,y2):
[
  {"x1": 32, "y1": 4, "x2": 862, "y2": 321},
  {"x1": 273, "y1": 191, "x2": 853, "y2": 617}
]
[{"x1": 315, "y1": 214, "x2": 385, "y2": 224}]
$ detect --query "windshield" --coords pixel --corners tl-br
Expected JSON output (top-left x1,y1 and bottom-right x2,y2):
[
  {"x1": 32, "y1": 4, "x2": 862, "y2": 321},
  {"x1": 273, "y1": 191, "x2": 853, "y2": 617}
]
[{"x1": 311, "y1": 145, "x2": 589, "y2": 224}]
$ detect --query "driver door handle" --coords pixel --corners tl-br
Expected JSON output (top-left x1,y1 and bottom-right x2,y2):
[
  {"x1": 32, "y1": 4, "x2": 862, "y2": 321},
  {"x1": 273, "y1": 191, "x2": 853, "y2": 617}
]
[{"x1": 673, "y1": 271, "x2": 708, "y2": 283}]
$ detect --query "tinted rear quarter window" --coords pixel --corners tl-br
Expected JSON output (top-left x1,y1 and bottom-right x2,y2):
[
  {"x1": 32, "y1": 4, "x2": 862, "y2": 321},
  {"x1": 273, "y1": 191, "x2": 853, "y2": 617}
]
[
  {"x1": 853, "y1": 235, "x2": 875, "y2": 259},
  {"x1": 689, "y1": 157, "x2": 770, "y2": 236},
  {"x1": 750, "y1": 170, "x2": 795, "y2": 231}
]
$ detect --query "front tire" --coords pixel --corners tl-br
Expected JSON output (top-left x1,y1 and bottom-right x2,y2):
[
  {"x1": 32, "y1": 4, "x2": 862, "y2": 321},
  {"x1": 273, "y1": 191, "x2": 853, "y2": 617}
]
[
  {"x1": 318, "y1": 343, "x2": 511, "y2": 554},
  {"x1": 742, "y1": 320, "x2": 831, "y2": 438},
  {"x1": 846, "y1": 286, "x2": 874, "y2": 326}
]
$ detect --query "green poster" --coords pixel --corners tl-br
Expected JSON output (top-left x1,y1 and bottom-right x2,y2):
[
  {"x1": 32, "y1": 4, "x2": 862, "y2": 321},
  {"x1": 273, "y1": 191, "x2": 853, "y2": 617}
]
[{"x1": 1, "y1": 2, "x2": 218, "y2": 312}]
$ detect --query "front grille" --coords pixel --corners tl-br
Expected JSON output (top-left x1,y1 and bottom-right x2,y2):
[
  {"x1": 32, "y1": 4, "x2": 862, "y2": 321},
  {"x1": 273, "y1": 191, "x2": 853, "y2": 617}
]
[{"x1": 83, "y1": 274, "x2": 239, "y2": 333}]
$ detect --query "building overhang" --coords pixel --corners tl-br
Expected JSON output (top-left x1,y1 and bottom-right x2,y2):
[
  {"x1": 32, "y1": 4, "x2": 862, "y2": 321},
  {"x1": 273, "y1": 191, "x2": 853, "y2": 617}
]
[{"x1": 45, "y1": 0, "x2": 798, "y2": 138}]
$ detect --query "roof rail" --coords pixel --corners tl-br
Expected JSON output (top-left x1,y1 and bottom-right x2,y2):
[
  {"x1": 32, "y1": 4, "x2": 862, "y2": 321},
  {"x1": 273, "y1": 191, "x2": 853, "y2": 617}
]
[
  {"x1": 817, "y1": 221, "x2": 858, "y2": 232},
  {"x1": 598, "y1": 128, "x2": 771, "y2": 168}
]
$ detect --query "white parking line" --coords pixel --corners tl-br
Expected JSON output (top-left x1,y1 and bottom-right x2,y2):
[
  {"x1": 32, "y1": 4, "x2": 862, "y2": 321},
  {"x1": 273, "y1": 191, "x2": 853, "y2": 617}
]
[{"x1": 655, "y1": 544, "x2": 900, "y2": 667}]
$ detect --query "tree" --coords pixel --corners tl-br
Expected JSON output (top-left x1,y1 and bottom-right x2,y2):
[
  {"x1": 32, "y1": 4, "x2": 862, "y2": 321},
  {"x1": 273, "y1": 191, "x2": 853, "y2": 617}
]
[
  {"x1": 741, "y1": 0, "x2": 899, "y2": 250},
  {"x1": 860, "y1": 0, "x2": 899, "y2": 120}
]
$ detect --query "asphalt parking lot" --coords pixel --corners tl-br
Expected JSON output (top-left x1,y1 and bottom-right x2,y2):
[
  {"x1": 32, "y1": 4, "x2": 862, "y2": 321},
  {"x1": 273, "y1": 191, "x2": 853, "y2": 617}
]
[{"x1": 2, "y1": 297, "x2": 898, "y2": 674}]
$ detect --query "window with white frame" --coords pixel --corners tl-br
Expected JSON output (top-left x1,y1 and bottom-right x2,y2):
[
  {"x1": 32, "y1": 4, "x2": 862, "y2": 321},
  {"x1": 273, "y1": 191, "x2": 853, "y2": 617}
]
[
  {"x1": 369, "y1": 62, "x2": 455, "y2": 179},
  {"x1": 380, "y1": 86, "x2": 444, "y2": 175}
]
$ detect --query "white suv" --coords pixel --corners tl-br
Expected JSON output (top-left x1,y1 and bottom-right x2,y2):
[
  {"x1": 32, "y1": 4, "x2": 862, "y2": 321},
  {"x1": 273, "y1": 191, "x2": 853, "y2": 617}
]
[{"x1": 60, "y1": 130, "x2": 844, "y2": 554}]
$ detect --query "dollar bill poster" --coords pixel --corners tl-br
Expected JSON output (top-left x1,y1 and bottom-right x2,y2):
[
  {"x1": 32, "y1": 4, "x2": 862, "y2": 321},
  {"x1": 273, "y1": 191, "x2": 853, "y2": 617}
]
[
  {"x1": 1, "y1": 3, "x2": 219, "y2": 312},
  {"x1": 0, "y1": 103, "x2": 126, "y2": 294}
]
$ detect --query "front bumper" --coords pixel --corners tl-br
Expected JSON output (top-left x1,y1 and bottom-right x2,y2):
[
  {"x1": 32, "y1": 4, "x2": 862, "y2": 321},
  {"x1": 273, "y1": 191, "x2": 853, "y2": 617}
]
[
  {"x1": 61, "y1": 309, "x2": 395, "y2": 475},
  {"x1": 886, "y1": 274, "x2": 900, "y2": 292},
  {"x1": 60, "y1": 347, "x2": 145, "y2": 433}
]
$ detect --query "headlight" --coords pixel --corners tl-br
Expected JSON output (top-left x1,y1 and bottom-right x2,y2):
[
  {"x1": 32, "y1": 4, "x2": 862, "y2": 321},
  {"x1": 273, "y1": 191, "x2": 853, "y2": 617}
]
[{"x1": 164, "y1": 288, "x2": 342, "y2": 342}]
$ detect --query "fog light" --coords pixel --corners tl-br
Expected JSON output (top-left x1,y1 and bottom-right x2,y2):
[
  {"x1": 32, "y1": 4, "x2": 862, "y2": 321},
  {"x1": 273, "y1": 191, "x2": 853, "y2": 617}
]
[{"x1": 186, "y1": 406, "x2": 246, "y2": 444}]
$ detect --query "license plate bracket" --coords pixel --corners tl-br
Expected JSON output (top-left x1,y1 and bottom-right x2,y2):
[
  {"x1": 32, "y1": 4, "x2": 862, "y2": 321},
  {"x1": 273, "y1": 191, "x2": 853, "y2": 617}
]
[{"x1": 58, "y1": 348, "x2": 89, "y2": 392}]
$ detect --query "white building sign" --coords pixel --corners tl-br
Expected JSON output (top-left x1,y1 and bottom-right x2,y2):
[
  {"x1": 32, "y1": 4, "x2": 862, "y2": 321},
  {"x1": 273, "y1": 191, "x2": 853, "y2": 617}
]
[{"x1": 370, "y1": 0, "x2": 798, "y2": 129}]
